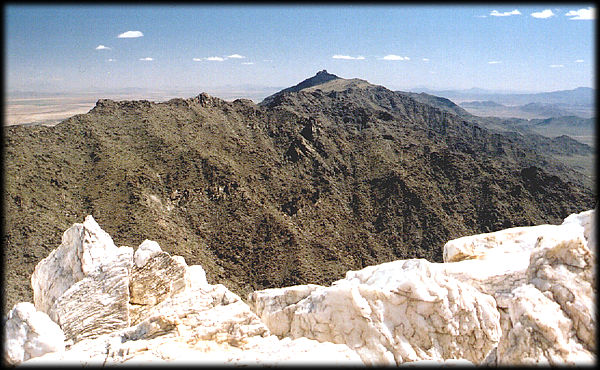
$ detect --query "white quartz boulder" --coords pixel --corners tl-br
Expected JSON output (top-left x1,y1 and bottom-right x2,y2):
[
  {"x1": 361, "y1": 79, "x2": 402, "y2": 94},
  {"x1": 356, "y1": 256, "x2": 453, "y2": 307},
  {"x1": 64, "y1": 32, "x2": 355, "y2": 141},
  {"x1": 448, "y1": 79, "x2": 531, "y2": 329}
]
[
  {"x1": 31, "y1": 215, "x2": 123, "y2": 313},
  {"x1": 493, "y1": 210, "x2": 596, "y2": 365},
  {"x1": 495, "y1": 285, "x2": 593, "y2": 365},
  {"x1": 249, "y1": 259, "x2": 501, "y2": 365},
  {"x1": 133, "y1": 239, "x2": 162, "y2": 268},
  {"x1": 23, "y1": 276, "x2": 362, "y2": 365},
  {"x1": 30, "y1": 216, "x2": 133, "y2": 342},
  {"x1": 3, "y1": 302, "x2": 65, "y2": 365}
]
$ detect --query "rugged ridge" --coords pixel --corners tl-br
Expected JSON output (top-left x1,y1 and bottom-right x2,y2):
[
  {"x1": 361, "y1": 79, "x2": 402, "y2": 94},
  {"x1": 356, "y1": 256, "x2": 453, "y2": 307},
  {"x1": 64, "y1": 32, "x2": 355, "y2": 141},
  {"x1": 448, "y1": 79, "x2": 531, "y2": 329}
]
[
  {"x1": 3, "y1": 71, "x2": 595, "y2": 311},
  {"x1": 3, "y1": 209, "x2": 595, "y2": 365}
]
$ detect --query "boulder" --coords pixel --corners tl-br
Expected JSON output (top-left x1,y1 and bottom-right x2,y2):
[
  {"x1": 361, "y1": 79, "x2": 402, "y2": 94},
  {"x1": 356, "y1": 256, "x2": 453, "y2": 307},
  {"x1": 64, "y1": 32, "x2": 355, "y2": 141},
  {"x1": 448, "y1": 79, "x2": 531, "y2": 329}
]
[
  {"x1": 249, "y1": 259, "x2": 501, "y2": 365},
  {"x1": 23, "y1": 266, "x2": 361, "y2": 365},
  {"x1": 30, "y1": 216, "x2": 133, "y2": 342},
  {"x1": 129, "y1": 251, "x2": 187, "y2": 306},
  {"x1": 3, "y1": 302, "x2": 65, "y2": 365},
  {"x1": 495, "y1": 285, "x2": 592, "y2": 365}
]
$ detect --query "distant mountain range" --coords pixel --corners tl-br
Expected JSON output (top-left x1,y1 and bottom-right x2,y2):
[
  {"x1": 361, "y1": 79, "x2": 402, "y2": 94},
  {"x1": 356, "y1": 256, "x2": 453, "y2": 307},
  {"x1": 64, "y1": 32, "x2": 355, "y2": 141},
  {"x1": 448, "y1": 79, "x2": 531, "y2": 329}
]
[
  {"x1": 459, "y1": 101, "x2": 585, "y2": 119},
  {"x1": 410, "y1": 87, "x2": 595, "y2": 119}
]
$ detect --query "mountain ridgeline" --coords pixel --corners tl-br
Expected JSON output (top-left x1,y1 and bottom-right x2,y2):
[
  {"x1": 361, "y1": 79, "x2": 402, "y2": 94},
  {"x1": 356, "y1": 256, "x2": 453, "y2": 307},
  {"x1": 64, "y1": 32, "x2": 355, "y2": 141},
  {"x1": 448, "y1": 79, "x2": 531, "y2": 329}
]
[{"x1": 3, "y1": 71, "x2": 595, "y2": 311}]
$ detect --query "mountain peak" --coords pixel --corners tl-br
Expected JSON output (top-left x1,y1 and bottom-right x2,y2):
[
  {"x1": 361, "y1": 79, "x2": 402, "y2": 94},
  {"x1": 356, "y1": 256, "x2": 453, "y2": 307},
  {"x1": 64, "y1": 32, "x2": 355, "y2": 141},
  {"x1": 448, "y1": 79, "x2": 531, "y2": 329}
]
[{"x1": 260, "y1": 70, "x2": 341, "y2": 105}]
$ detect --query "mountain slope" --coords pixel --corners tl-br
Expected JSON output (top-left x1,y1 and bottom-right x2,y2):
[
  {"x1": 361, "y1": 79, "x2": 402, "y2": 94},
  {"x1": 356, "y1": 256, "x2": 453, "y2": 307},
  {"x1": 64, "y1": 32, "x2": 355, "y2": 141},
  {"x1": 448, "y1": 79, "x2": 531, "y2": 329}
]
[
  {"x1": 260, "y1": 69, "x2": 340, "y2": 106},
  {"x1": 3, "y1": 73, "x2": 595, "y2": 311}
]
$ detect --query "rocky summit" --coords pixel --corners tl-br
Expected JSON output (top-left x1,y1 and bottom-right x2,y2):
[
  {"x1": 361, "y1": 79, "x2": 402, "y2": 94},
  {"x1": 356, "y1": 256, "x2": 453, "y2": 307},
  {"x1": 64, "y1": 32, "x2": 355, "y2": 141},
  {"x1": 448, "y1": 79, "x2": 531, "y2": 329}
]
[
  {"x1": 3, "y1": 209, "x2": 595, "y2": 365},
  {"x1": 3, "y1": 71, "x2": 595, "y2": 313}
]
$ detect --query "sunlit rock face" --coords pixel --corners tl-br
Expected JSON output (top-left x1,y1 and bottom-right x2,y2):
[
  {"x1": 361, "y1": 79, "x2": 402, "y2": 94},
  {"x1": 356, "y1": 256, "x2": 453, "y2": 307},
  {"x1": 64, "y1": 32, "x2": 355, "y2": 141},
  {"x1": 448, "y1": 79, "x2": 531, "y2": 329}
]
[
  {"x1": 4, "y1": 209, "x2": 595, "y2": 365},
  {"x1": 250, "y1": 259, "x2": 502, "y2": 365},
  {"x1": 3, "y1": 303, "x2": 65, "y2": 365},
  {"x1": 30, "y1": 216, "x2": 133, "y2": 342},
  {"x1": 249, "y1": 209, "x2": 596, "y2": 365},
  {"x1": 8, "y1": 217, "x2": 361, "y2": 365}
]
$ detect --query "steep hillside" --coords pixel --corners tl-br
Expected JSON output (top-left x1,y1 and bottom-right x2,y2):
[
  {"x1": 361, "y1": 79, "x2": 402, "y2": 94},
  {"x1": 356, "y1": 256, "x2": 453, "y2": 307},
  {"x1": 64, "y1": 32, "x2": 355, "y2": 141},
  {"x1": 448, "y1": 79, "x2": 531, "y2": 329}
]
[{"x1": 3, "y1": 72, "x2": 595, "y2": 311}]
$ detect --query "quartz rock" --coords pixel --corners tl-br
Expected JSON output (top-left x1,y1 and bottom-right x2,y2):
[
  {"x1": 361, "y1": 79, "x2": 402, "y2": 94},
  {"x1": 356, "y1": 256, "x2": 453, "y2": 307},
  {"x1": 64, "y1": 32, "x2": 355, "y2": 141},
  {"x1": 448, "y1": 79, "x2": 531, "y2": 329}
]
[
  {"x1": 31, "y1": 215, "x2": 120, "y2": 314},
  {"x1": 493, "y1": 211, "x2": 596, "y2": 364},
  {"x1": 248, "y1": 284, "x2": 322, "y2": 336},
  {"x1": 49, "y1": 246, "x2": 133, "y2": 342},
  {"x1": 250, "y1": 259, "x2": 501, "y2": 365},
  {"x1": 496, "y1": 284, "x2": 593, "y2": 365},
  {"x1": 185, "y1": 265, "x2": 208, "y2": 288},
  {"x1": 23, "y1": 272, "x2": 361, "y2": 365},
  {"x1": 133, "y1": 240, "x2": 162, "y2": 268},
  {"x1": 129, "y1": 251, "x2": 187, "y2": 306},
  {"x1": 30, "y1": 215, "x2": 134, "y2": 342},
  {"x1": 440, "y1": 209, "x2": 595, "y2": 300},
  {"x1": 526, "y1": 221, "x2": 595, "y2": 352},
  {"x1": 3, "y1": 302, "x2": 65, "y2": 365}
]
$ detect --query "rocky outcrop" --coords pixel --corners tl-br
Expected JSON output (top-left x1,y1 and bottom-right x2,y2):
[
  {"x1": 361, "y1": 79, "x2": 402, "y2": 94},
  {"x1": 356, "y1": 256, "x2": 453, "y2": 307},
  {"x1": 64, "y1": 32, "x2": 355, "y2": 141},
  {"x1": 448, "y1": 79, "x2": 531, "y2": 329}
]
[
  {"x1": 4, "y1": 209, "x2": 595, "y2": 365},
  {"x1": 250, "y1": 259, "x2": 501, "y2": 365},
  {"x1": 30, "y1": 216, "x2": 133, "y2": 342},
  {"x1": 5, "y1": 216, "x2": 361, "y2": 365},
  {"x1": 3, "y1": 303, "x2": 65, "y2": 365},
  {"x1": 248, "y1": 209, "x2": 596, "y2": 365}
]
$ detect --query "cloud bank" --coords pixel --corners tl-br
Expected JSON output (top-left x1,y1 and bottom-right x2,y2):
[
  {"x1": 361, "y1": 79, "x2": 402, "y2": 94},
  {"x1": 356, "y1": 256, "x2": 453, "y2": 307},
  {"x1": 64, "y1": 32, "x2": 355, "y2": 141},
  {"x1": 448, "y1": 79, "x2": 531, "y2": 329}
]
[
  {"x1": 118, "y1": 31, "x2": 144, "y2": 38},
  {"x1": 227, "y1": 54, "x2": 245, "y2": 59},
  {"x1": 139, "y1": 57, "x2": 153, "y2": 61},
  {"x1": 490, "y1": 9, "x2": 521, "y2": 17},
  {"x1": 332, "y1": 55, "x2": 365, "y2": 60},
  {"x1": 95, "y1": 45, "x2": 111, "y2": 50},
  {"x1": 531, "y1": 9, "x2": 555, "y2": 18},
  {"x1": 488, "y1": 61, "x2": 502, "y2": 64},
  {"x1": 549, "y1": 64, "x2": 564, "y2": 68},
  {"x1": 565, "y1": 7, "x2": 595, "y2": 20},
  {"x1": 205, "y1": 56, "x2": 225, "y2": 61},
  {"x1": 382, "y1": 55, "x2": 410, "y2": 61}
]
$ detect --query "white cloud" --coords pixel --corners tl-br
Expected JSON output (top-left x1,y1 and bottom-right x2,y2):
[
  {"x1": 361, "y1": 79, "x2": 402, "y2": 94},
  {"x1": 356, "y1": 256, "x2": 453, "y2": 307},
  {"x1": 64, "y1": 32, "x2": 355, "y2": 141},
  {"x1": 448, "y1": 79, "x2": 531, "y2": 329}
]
[
  {"x1": 139, "y1": 57, "x2": 153, "y2": 61},
  {"x1": 332, "y1": 55, "x2": 365, "y2": 60},
  {"x1": 242, "y1": 62, "x2": 254, "y2": 65},
  {"x1": 107, "y1": 58, "x2": 116, "y2": 62},
  {"x1": 565, "y1": 7, "x2": 595, "y2": 20},
  {"x1": 227, "y1": 54, "x2": 245, "y2": 59},
  {"x1": 422, "y1": 58, "x2": 430, "y2": 62},
  {"x1": 95, "y1": 44, "x2": 111, "y2": 50},
  {"x1": 382, "y1": 55, "x2": 409, "y2": 61},
  {"x1": 575, "y1": 59, "x2": 584, "y2": 63},
  {"x1": 488, "y1": 61, "x2": 502, "y2": 64},
  {"x1": 490, "y1": 9, "x2": 521, "y2": 17},
  {"x1": 531, "y1": 9, "x2": 555, "y2": 18},
  {"x1": 192, "y1": 58, "x2": 203, "y2": 62},
  {"x1": 549, "y1": 64, "x2": 564, "y2": 68},
  {"x1": 205, "y1": 56, "x2": 225, "y2": 61},
  {"x1": 118, "y1": 31, "x2": 144, "y2": 38}
]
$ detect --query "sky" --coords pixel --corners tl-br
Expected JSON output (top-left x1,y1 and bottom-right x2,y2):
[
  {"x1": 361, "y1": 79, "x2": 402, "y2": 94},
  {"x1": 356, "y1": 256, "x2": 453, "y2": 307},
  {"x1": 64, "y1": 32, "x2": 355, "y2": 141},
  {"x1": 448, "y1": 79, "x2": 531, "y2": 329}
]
[{"x1": 5, "y1": 4, "x2": 596, "y2": 96}]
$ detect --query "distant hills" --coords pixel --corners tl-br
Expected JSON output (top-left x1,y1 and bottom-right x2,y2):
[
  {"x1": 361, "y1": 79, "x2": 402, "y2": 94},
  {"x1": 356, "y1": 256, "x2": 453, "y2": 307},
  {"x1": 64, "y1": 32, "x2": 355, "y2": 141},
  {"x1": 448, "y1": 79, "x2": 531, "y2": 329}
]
[
  {"x1": 3, "y1": 70, "x2": 595, "y2": 312},
  {"x1": 411, "y1": 86, "x2": 595, "y2": 119},
  {"x1": 459, "y1": 101, "x2": 583, "y2": 119}
]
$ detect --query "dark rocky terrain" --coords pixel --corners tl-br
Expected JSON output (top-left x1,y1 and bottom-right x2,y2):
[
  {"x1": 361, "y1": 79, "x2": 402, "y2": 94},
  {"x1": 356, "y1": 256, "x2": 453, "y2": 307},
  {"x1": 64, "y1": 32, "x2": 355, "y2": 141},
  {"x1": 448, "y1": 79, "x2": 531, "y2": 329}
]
[{"x1": 3, "y1": 71, "x2": 595, "y2": 311}]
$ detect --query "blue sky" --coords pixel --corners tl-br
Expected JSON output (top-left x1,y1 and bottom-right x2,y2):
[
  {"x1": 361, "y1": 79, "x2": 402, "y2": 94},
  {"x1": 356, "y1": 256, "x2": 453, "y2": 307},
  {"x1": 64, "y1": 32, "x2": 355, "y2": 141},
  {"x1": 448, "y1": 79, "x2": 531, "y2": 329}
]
[{"x1": 5, "y1": 4, "x2": 595, "y2": 95}]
